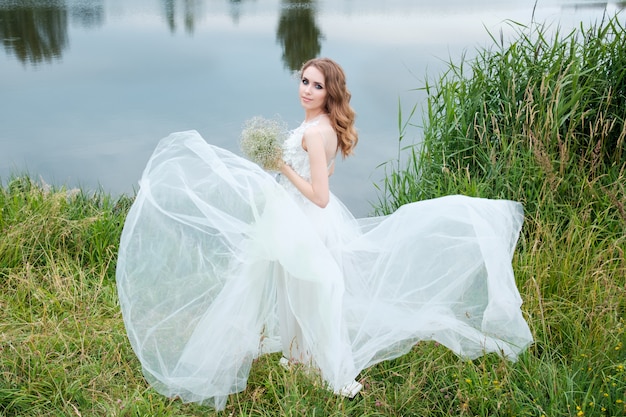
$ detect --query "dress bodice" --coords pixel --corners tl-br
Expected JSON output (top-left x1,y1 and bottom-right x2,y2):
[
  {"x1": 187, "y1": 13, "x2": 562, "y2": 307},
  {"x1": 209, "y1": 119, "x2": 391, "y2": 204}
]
[
  {"x1": 279, "y1": 117, "x2": 335, "y2": 201},
  {"x1": 282, "y1": 120, "x2": 315, "y2": 181}
]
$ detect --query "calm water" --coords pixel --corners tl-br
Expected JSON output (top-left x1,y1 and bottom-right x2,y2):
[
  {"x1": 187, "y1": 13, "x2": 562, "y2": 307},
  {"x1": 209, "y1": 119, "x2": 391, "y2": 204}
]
[{"x1": 0, "y1": 0, "x2": 620, "y2": 216}]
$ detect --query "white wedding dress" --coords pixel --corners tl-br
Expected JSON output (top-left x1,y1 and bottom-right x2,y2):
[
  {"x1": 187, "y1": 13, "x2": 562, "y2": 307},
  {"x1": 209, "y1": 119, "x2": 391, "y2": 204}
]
[{"x1": 116, "y1": 120, "x2": 533, "y2": 410}]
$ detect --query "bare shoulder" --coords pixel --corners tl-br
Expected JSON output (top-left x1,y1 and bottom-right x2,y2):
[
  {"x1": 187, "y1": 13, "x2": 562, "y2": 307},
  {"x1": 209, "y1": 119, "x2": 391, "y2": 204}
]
[{"x1": 303, "y1": 123, "x2": 337, "y2": 143}]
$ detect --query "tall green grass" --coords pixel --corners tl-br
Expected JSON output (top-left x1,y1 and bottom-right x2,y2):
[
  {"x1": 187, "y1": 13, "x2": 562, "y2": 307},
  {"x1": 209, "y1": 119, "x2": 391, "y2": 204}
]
[
  {"x1": 1, "y1": 14, "x2": 625, "y2": 417},
  {"x1": 375, "y1": 12, "x2": 626, "y2": 416}
]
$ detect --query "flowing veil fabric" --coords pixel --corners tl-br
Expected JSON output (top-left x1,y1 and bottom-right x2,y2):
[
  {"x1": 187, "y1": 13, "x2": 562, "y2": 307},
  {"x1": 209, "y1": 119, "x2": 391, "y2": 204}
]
[{"x1": 116, "y1": 126, "x2": 533, "y2": 410}]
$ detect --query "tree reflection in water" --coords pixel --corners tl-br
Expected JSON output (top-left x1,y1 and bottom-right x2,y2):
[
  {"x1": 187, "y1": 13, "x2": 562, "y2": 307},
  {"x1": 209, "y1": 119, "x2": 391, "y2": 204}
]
[
  {"x1": 162, "y1": 0, "x2": 203, "y2": 34},
  {"x1": 0, "y1": 0, "x2": 324, "y2": 70},
  {"x1": 0, "y1": 0, "x2": 68, "y2": 66},
  {"x1": 0, "y1": 0, "x2": 105, "y2": 66},
  {"x1": 276, "y1": 0, "x2": 323, "y2": 71}
]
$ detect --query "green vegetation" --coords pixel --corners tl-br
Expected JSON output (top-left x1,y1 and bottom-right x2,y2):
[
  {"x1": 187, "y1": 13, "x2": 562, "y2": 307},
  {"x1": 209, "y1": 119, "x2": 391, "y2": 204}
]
[
  {"x1": 375, "y1": 12, "x2": 626, "y2": 416},
  {"x1": 1, "y1": 14, "x2": 625, "y2": 417}
]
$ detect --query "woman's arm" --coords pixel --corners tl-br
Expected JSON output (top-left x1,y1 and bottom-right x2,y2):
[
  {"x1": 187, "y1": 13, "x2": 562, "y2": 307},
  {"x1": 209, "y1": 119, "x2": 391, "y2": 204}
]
[{"x1": 279, "y1": 127, "x2": 331, "y2": 208}]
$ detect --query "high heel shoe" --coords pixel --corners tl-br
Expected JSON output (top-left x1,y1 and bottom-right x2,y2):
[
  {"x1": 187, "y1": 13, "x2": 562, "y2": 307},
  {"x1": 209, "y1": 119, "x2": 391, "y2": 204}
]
[
  {"x1": 337, "y1": 380, "x2": 362, "y2": 399},
  {"x1": 279, "y1": 356, "x2": 291, "y2": 370}
]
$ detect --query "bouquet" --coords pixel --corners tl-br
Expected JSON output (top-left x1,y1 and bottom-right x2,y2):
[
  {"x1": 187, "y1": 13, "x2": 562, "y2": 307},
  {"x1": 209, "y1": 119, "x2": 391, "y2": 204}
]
[{"x1": 240, "y1": 116, "x2": 287, "y2": 171}]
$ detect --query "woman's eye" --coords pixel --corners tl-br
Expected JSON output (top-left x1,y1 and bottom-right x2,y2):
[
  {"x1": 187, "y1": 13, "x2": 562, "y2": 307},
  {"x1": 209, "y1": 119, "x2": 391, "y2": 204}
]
[
  {"x1": 302, "y1": 78, "x2": 309, "y2": 85},
  {"x1": 315, "y1": 84, "x2": 323, "y2": 90}
]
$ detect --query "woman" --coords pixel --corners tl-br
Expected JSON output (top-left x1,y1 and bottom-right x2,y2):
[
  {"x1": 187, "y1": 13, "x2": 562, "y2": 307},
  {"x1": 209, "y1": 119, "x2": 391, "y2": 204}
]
[
  {"x1": 277, "y1": 58, "x2": 356, "y2": 208},
  {"x1": 116, "y1": 58, "x2": 533, "y2": 411},
  {"x1": 274, "y1": 58, "x2": 363, "y2": 396}
]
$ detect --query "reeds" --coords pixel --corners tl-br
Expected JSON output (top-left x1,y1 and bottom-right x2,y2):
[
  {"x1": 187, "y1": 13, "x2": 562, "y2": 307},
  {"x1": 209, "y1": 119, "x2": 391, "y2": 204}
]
[
  {"x1": 375, "y1": 13, "x2": 626, "y2": 416},
  {"x1": 376, "y1": 16, "x2": 625, "y2": 220}
]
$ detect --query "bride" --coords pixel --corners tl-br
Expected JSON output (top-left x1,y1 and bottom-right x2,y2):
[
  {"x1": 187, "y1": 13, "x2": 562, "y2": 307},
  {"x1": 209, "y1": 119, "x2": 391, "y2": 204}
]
[{"x1": 116, "y1": 58, "x2": 533, "y2": 411}]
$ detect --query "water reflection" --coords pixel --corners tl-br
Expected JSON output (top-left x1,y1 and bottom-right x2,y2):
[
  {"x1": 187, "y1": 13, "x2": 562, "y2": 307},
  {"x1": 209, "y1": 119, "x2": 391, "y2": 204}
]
[
  {"x1": 0, "y1": 0, "x2": 68, "y2": 66},
  {"x1": 228, "y1": 0, "x2": 246, "y2": 24},
  {"x1": 162, "y1": 0, "x2": 202, "y2": 34},
  {"x1": 276, "y1": 0, "x2": 323, "y2": 71},
  {"x1": 0, "y1": 0, "x2": 106, "y2": 65},
  {"x1": 0, "y1": 0, "x2": 326, "y2": 66},
  {"x1": 563, "y1": 1, "x2": 626, "y2": 11},
  {"x1": 70, "y1": 0, "x2": 103, "y2": 28},
  {"x1": 4, "y1": 0, "x2": 621, "y2": 68}
]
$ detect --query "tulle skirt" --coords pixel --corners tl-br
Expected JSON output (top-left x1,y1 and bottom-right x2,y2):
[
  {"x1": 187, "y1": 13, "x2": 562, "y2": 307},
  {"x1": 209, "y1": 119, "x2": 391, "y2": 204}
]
[{"x1": 116, "y1": 130, "x2": 533, "y2": 410}]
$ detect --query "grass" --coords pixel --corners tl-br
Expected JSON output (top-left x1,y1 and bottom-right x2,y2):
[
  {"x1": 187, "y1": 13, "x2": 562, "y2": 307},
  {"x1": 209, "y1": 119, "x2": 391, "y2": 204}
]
[
  {"x1": 2, "y1": 13, "x2": 626, "y2": 417},
  {"x1": 374, "y1": 12, "x2": 626, "y2": 417}
]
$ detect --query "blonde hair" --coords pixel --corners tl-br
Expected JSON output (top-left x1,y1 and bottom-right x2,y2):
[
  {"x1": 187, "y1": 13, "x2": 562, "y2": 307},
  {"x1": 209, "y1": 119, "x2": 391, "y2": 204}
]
[{"x1": 300, "y1": 58, "x2": 358, "y2": 158}]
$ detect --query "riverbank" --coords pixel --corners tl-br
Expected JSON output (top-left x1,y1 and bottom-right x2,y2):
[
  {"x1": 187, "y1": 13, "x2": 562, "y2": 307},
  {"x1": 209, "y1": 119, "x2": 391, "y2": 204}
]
[
  {"x1": 374, "y1": 13, "x2": 626, "y2": 415},
  {"x1": 1, "y1": 14, "x2": 625, "y2": 417}
]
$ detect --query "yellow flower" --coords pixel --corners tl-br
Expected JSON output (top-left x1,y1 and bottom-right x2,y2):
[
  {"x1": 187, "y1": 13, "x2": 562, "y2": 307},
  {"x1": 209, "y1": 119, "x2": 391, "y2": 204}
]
[
  {"x1": 617, "y1": 399, "x2": 624, "y2": 404},
  {"x1": 604, "y1": 392, "x2": 609, "y2": 397},
  {"x1": 465, "y1": 378, "x2": 472, "y2": 384},
  {"x1": 577, "y1": 410, "x2": 584, "y2": 416}
]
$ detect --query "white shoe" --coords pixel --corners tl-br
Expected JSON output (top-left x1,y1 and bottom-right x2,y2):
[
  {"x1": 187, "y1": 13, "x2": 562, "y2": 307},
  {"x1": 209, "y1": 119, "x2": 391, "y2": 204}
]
[
  {"x1": 279, "y1": 357, "x2": 291, "y2": 370},
  {"x1": 337, "y1": 380, "x2": 362, "y2": 399}
]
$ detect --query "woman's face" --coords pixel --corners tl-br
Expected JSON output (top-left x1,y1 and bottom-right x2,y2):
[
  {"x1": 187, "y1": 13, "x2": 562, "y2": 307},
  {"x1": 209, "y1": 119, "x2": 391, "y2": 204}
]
[{"x1": 299, "y1": 65, "x2": 327, "y2": 114}]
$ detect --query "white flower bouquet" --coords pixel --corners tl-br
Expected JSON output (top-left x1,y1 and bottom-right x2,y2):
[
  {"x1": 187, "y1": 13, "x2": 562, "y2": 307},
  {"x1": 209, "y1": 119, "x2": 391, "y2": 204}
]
[{"x1": 240, "y1": 116, "x2": 288, "y2": 171}]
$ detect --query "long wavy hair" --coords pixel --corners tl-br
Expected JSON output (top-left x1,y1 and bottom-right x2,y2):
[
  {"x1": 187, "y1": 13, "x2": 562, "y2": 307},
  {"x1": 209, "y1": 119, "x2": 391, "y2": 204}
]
[{"x1": 300, "y1": 58, "x2": 358, "y2": 158}]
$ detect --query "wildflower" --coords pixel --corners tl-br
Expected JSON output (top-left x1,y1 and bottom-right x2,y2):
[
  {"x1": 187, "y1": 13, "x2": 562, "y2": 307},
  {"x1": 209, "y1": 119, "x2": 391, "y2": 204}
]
[
  {"x1": 240, "y1": 116, "x2": 288, "y2": 171},
  {"x1": 465, "y1": 378, "x2": 472, "y2": 384},
  {"x1": 617, "y1": 399, "x2": 623, "y2": 404}
]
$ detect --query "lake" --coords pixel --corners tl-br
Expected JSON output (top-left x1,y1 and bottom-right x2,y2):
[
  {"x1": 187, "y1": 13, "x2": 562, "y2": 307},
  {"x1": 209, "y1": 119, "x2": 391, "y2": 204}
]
[{"x1": 0, "y1": 0, "x2": 620, "y2": 216}]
